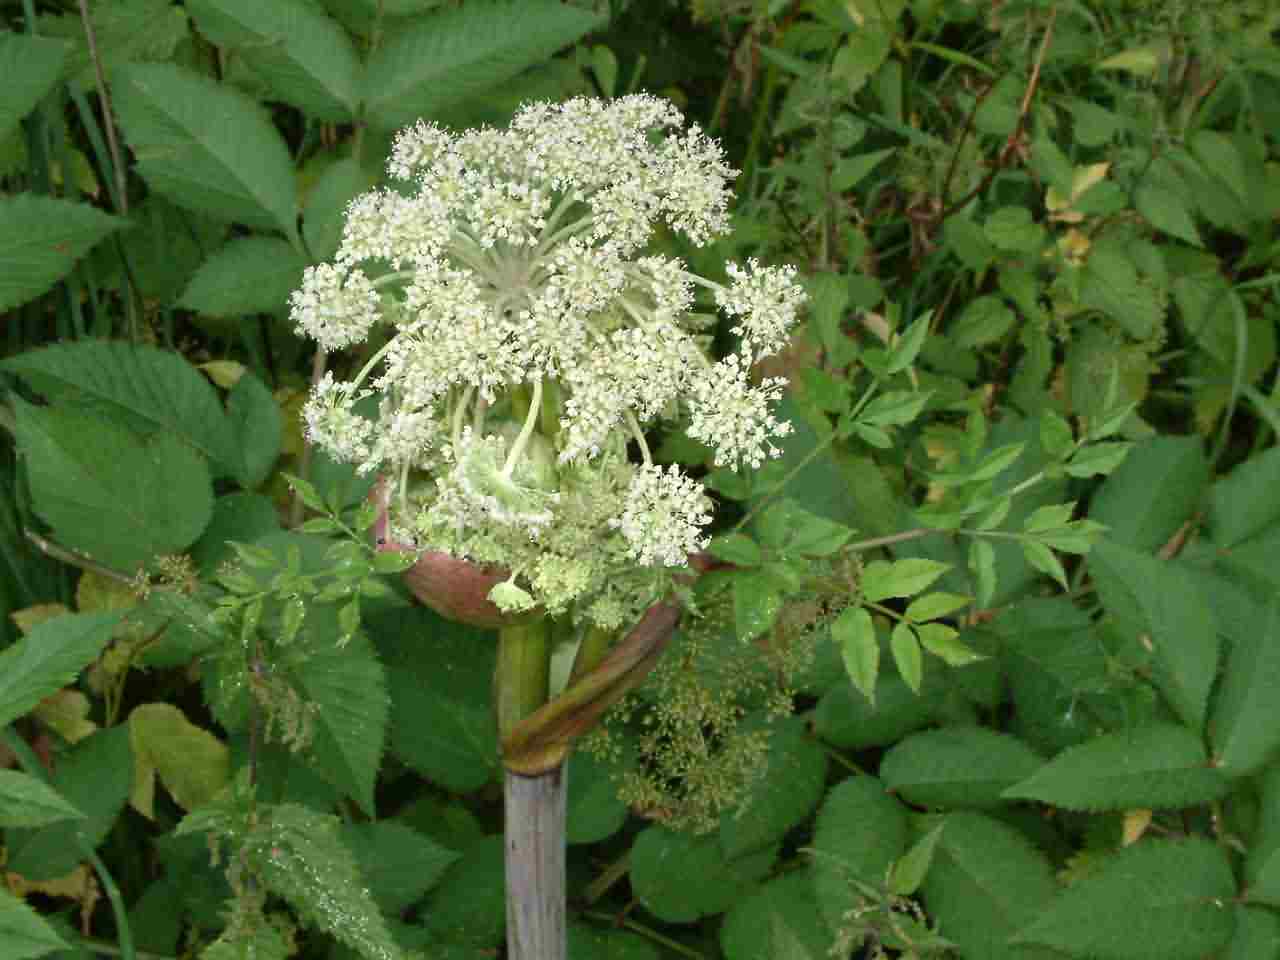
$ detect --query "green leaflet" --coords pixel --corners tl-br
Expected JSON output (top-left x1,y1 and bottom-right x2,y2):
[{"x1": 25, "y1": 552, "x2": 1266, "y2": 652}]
[
  {"x1": 1089, "y1": 539, "x2": 1219, "y2": 732},
  {"x1": 340, "y1": 822, "x2": 459, "y2": 913},
  {"x1": 0, "y1": 612, "x2": 121, "y2": 730},
  {"x1": 879, "y1": 726, "x2": 1043, "y2": 809},
  {"x1": 0, "y1": 194, "x2": 127, "y2": 312},
  {"x1": 1088, "y1": 436, "x2": 1210, "y2": 552},
  {"x1": 0, "y1": 888, "x2": 70, "y2": 960},
  {"x1": 1209, "y1": 445, "x2": 1280, "y2": 548},
  {"x1": 630, "y1": 825, "x2": 777, "y2": 924},
  {"x1": 0, "y1": 32, "x2": 66, "y2": 144},
  {"x1": 178, "y1": 237, "x2": 307, "y2": 317},
  {"x1": 719, "y1": 869, "x2": 835, "y2": 960},
  {"x1": 1211, "y1": 597, "x2": 1280, "y2": 776},
  {"x1": 1003, "y1": 724, "x2": 1230, "y2": 811},
  {"x1": 921, "y1": 812, "x2": 1059, "y2": 960},
  {"x1": 1012, "y1": 838, "x2": 1235, "y2": 960},
  {"x1": 0, "y1": 769, "x2": 85, "y2": 829},
  {"x1": 362, "y1": 0, "x2": 604, "y2": 131},
  {"x1": 809, "y1": 776, "x2": 908, "y2": 932}
]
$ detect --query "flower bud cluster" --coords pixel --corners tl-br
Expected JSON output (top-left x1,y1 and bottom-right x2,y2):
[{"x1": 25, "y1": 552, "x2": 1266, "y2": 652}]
[{"x1": 291, "y1": 95, "x2": 806, "y2": 628}]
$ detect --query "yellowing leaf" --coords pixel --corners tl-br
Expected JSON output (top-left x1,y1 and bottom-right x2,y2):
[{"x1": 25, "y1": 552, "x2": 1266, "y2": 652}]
[
  {"x1": 199, "y1": 360, "x2": 246, "y2": 390},
  {"x1": 33, "y1": 690, "x2": 97, "y2": 745},
  {"x1": 128, "y1": 703, "x2": 230, "y2": 818},
  {"x1": 1123, "y1": 808, "x2": 1152, "y2": 846},
  {"x1": 74, "y1": 570, "x2": 137, "y2": 615},
  {"x1": 10, "y1": 603, "x2": 72, "y2": 636}
]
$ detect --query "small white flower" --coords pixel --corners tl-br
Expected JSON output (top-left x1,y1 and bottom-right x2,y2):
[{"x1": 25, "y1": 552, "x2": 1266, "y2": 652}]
[
  {"x1": 290, "y1": 264, "x2": 380, "y2": 352},
  {"x1": 301, "y1": 372, "x2": 373, "y2": 464},
  {"x1": 612, "y1": 464, "x2": 712, "y2": 567},
  {"x1": 716, "y1": 259, "x2": 805, "y2": 358},
  {"x1": 687, "y1": 354, "x2": 793, "y2": 470}
]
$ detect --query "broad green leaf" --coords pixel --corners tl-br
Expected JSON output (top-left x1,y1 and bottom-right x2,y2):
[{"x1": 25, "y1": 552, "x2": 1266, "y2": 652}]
[
  {"x1": 250, "y1": 804, "x2": 402, "y2": 960},
  {"x1": 756, "y1": 500, "x2": 853, "y2": 557},
  {"x1": 363, "y1": 0, "x2": 603, "y2": 131},
  {"x1": 37, "y1": 0, "x2": 186, "y2": 90},
  {"x1": 1090, "y1": 436, "x2": 1209, "y2": 552},
  {"x1": 969, "y1": 539, "x2": 997, "y2": 608},
  {"x1": 832, "y1": 148, "x2": 894, "y2": 191},
  {"x1": 890, "y1": 622, "x2": 922, "y2": 692},
  {"x1": 952, "y1": 296, "x2": 1015, "y2": 348},
  {"x1": 282, "y1": 630, "x2": 388, "y2": 817},
  {"x1": 0, "y1": 888, "x2": 69, "y2": 960},
  {"x1": 918, "y1": 623, "x2": 984, "y2": 666},
  {"x1": 631, "y1": 826, "x2": 777, "y2": 923},
  {"x1": 983, "y1": 207, "x2": 1045, "y2": 254},
  {"x1": 128, "y1": 703, "x2": 230, "y2": 816},
  {"x1": 1211, "y1": 597, "x2": 1280, "y2": 776},
  {"x1": 813, "y1": 671, "x2": 939, "y2": 749},
  {"x1": 709, "y1": 533, "x2": 763, "y2": 567},
  {"x1": 1004, "y1": 724, "x2": 1229, "y2": 810},
  {"x1": 1020, "y1": 540, "x2": 1067, "y2": 590},
  {"x1": 566, "y1": 743, "x2": 630, "y2": 845},
  {"x1": 860, "y1": 390, "x2": 931, "y2": 428},
  {"x1": 6, "y1": 727, "x2": 132, "y2": 881},
  {"x1": 178, "y1": 236, "x2": 307, "y2": 316},
  {"x1": 340, "y1": 821, "x2": 459, "y2": 912},
  {"x1": 720, "y1": 716, "x2": 827, "y2": 858},
  {"x1": 1080, "y1": 242, "x2": 1163, "y2": 340},
  {"x1": 1012, "y1": 838, "x2": 1235, "y2": 960},
  {"x1": 921, "y1": 812, "x2": 1059, "y2": 960},
  {"x1": 0, "y1": 194, "x2": 126, "y2": 311},
  {"x1": 372, "y1": 606, "x2": 498, "y2": 792},
  {"x1": 189, "y1": 492, "x2": 281, "y2": 577},
  {"x1": 861, "y1": 558, "x2": 951, "y2": 602},
  {"x1": 0, "y1": 769, "x2": 84, "y2": 829},
  {"x1": 1, "y1": 340, "x2": 241, "y2": 480},
  {"x1": 1136, "y1": 180, "x2": 1201, "y2": 246},
  {"x1": 226, "y1": 371, "x2": 283, "y2": 490},
  {"x1": 186, "y1": 0, "x2": 361, "y2": 120},
  {"x1": 12, "y1": 400, "x2": 213, "y2": 574},
  {"x1": 113, "y1": 63, "x2": 298, "y2": 236},
  {"x1": 833, "y1": 607, "x2": 878, "y2": 702},
  {"x1": 1222, "y1": 906, "x2": 1280, "y2": 960},
  {"x1": 303, "y1": 157, "x2": 377, "y2": 262},
  {"x1": 1190, "y1": 131, "x2": 1248, "y2": 203},
  {"x1": 1246, "y1": 765, "x2": 1280, "y2": 906},
  {"x1": 810, "y1": 776, "x2": 908, "y2": 931},
  {"x1": 0, "y1": 32, "x2": 66, "y2": 143},
  {"x1": 421, "y1": 835, "x2": 506, "y2": 947},
  {"x1": 1089, "y1": 539, "x2": 1219, "y2": 731},
  {"x1": 0, "y1": 612, "x2": 120, "y2": 730},
  {"x1": 1209, "y1": 445, "x2": 1280, "y2": 548},
  {"x1": 880, "y1": 727, "x2": 1042, "y2": 809},
  {"x1": 720, "y1": 869, "x2": 834, "y2": 960}
]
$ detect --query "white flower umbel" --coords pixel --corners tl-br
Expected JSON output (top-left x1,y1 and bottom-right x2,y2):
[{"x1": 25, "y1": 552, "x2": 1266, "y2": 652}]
[{"x1": 292, "y1": 95, "x2": 807, "y2": 628}]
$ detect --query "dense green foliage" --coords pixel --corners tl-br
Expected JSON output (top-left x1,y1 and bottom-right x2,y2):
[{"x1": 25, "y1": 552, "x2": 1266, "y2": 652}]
[{"x1": 1, "y1": 1, "x2": 1279, "y2": 958}]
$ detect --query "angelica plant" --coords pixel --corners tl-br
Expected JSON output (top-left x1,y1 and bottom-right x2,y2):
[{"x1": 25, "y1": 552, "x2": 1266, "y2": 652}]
[
  {"x1": 291, "y1": 94, "x2": 805, "y2": 960},
  {"x1": 293, "y1": 94, "x2": 804, "y2": 631}
]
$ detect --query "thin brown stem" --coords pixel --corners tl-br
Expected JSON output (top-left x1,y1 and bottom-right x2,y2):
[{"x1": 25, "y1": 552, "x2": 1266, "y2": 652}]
[{"x1": 78, "y1": 0, "x2": 128, "y2": 215}]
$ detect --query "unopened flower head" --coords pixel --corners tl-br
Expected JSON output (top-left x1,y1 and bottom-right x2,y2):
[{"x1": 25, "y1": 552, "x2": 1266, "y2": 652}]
[{"x1": 291, "y1": 95, "x2": 806, "y2": 628}]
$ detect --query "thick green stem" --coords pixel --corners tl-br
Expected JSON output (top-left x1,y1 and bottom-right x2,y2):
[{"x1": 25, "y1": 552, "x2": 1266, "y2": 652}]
[{"x1": 495, "y1": 621, "x2": 552, "y2": 742}]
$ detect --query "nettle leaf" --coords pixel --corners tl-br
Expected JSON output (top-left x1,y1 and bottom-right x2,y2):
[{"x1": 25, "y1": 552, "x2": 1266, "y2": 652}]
[
  {"x1": 371, "y1": 606, "x2": 499, "y2": 793},
  {"x1": 340, "y1": 821, "x2": 459, "y2": 913},
  {"x1": 6, "y1": 727, "x2": 132, "y2": 881},
  {"x1": 251, "y1": 804, "x2": 402, "y2": 960},
  {"x1": 1089, "y1": 539, "x2": 1219, "y2": 732},
  {"x1": 1004, "y1": 724, "x2": 1229, "y2": 811},
  {"x1": 186, "y1": 0, "x2": 361, "y2": 120},
  {"x1": 0, "y1": 769, "x2": 84, "y2": 829},
  {"x1": 12, "y1": 399, "x2": 214, "y2": 574},
  {"x1": 720, "y1": 869, "x2": 835, "y2": 960},
  {"x1": 1209, "y1": 445, "x2": 1280, "y2": 549},
  {"x1": 1136, "y1": 175, "x2": 1201, "y2": 247},
  {"x1": 363, "y1": 0, "x2": 603, "y2": 130},
  {"x1": 952, "y1": 295, "x2": 1016, "y2": 348},
  {"x1": 0, "y1": 340, "x2": 242, "y2": 481},
  {"x1": 0, "y1": 612, "x2": 120, "y2": 729},
  {"x1": 1012, "y1": 838, "x2": 1235, "y2": 960},
  {"x1": 113, "y1": 63, "x2": 298, "y2": 236},
  {"x1": 1089, "y1": 436, "x2": 1209, "y2": 552},
  {"x1": 281, "y1": 629, "x2": 388, "y2": 817},
  {"x1": 810, "y1": 776, "x2": 908, "y2": 932},
  {"x1": 921, "y1": 812, "x2": 1059, "y2": 960},
  {"x1": 880, "y1": 727, "x2": 1043, "y2": 809},
  {"x1": 0, "y1": 32, "x2": 67, "y2": 142},
  {"x1": 720, "y1": 715, "x2": 827, "y2": 859},
  {"x1": 178, "y1": 236, "x2": 307, "y2": 316},
  {"x1": 0, "y1": 193, "x2": 127, "y2": 312},
  {"x1": 0, "y1": 888, "x2": 69, "y2": 960},
  {"x1": 631, "y1": 825, "x2": 777, "y2": 923},
  {"x1": 1211, "y1": 597, "x2": 1280, "y2": 776},
  {"x1": 128, "y1": 703, "x2": 230, "y2": 817}
]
